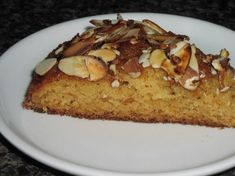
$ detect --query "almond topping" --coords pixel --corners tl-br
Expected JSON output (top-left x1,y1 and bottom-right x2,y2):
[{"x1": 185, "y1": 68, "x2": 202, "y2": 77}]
[
  {"x1": 101, "y1": 43, "x2": 119, "y2": 49},
  {"x1": 129, "y1": 72, "x2": 141, "y2": 78},
  {"x1": 35, "y1": 58, "x2": 57, "y2": 76},
  {"x1": 170, "y1": 42, "x2": 191, "y2": 74},
  {"x1": 81, "y1": 28, "x2": 95, "y2": 39},
  {"x1": 122, "y1": 57, "x2": 142, "y2": 78},
  {"x1": 220, "y1": 48, "x2": 229, "y2": 58},
  {"x1": 139, "y1": 51, "x2": 151, "y2": 68},
  {"x1": 150, "y1": 49, "x2": 167, "y2": 68},
  {"x1": 111, "y1": 80, "x2": 120, "y2": 88},
  {"x1": 85, "y1": 56, "x2": 107, "y2": 81},
  {"x1": 54, "y1": 46, "x2": 64, "y2": 55},
  {"x1": 122, "y1": 28, "x2": 140, "y2": 39},
  {"x1": 142, "y1": 19, "x2": 167, "y2": 34},
  {"x1": 63, "y1": 39, "x2": 94, "y2": 57},
  {"x1": 88, "y1": 49, "x2": 117, "y2": 63},
  {"x1": 179, "y1": 45, "x2": 200, "y2": 90},
  {"x1": 212, "y1": 58, "x2": 224, "y2": 71},
  {"x1": 110, "y1": 64, "x2": 117, "y2": 75},
  {"x1": 58, "y1": 56, "x2": 89, "y2": 78}
]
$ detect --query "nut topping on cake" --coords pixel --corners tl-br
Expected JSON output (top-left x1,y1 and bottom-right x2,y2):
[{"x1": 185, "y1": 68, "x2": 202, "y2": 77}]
[
  {"x1": 85, "y1": 56, "x2": 107, "y2": 81},
  {"x1": 33, "y1": 15, "x2": 234, "y2": 91},
  {"x1": 88, "y1": 49, "x2": 117, "y2": 63},
  {"x1": 58, "y1": 56, "x2": 89, "y2": 78},
  {"x1": 35, "y1": 58, "x2": 57, "y2": 76},
  {"x1": 179, "y1": 45, "x2": 200, "y2": 90},
  {"x1": 150, "y1": 49, "x2": 167, "y2": 68}
]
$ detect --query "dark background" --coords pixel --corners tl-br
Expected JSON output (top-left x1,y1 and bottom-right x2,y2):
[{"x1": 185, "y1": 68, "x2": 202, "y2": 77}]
[{"x1": 1, "y1": 0, "x2": 235, "y2": 175}]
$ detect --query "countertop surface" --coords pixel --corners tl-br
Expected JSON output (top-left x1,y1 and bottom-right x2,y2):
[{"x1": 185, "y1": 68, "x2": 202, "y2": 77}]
[{"x1": 0, "y1": 0, "x2": 235, "y2": 175}]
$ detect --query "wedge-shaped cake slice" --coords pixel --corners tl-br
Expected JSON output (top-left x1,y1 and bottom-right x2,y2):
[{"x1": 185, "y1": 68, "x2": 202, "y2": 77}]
[{"x1": 23, "y1": 15, "x2": 235, "y2": 127}]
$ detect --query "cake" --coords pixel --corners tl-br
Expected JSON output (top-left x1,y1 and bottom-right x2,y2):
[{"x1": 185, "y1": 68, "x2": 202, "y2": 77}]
[{"x1": 23, "y1": 15, "x2": 235, "y2": 127}]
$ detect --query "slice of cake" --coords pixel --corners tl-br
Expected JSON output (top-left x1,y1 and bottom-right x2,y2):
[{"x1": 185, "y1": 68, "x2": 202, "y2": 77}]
[{"x1": 23, "y1": 15, "x2": 235, "y2": 127}]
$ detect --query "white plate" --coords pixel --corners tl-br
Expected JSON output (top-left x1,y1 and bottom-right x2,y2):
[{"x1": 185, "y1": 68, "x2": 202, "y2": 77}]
[{"x1": 0, "y1": 13, "x2": 235, "y2": 176}]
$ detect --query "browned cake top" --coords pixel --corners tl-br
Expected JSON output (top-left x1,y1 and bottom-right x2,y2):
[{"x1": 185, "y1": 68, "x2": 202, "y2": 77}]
[{"x1": 34, "y1": 15, "x2": 234, "y2": 92}]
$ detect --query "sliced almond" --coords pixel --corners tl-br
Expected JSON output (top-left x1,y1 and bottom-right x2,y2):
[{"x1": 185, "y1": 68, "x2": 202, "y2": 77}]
[
  {"x1": 81, "y1": 28, "x2": 95, "y2": 39},
  {"x1": 111, "y1": 80, "x2": 120, "y2": 88},
  {"x1": 35, "y1": 58, "x2": 57, "y2": 76},
  {"x1": 211, "y1": 67, "x2": 217, "y2": 75},
  {"x1": 58, "y1": 56, "x2": 89, "y2": 78},
  {"x1": 142, "y1": 19, "x2": 167, "y2": 34},
  {"x1": 122, "y1": 28, "x2": 140, "y2": 39},
  {"x1": 88, "y1": 49, "x2": 117, "y2": 63},
  {"x1": 122, "y1": 58, "x2": 142, "y2": 78},
  {"x1": 101, "y1": 43, "x2": 119, "y2": 49},
  {"x1": 220, "y1": 48, "x2": 229, "y2": 58},
  {"x1": 161, "y1": 59, "x2": 181, "y2": 81},
  {"x1": 90, "y1": 19, "x2": 110, "y2": 27},
  {"x1": 212, "y1": 58, "x2": 224, "y2": 71},
  {"x1": 85, "y1": 56, "x2": 107, "y2": 81},
  {"x1": 130, "y1": 38, "x2": 138, "y2": 44},
  {"x1": 54, "y1": 46, "x2": 64, "y2": 55},
  {"x1": 170, "y1": 42, "x2": 191, "y2": 74},
  {"x1": 109, "y1": 64, "x2": 117, "y2": 75},
  {"x1": 180, "y1": 71, "x2": 199, "y2": 90},
  {"x1": 179, "y1": 45, "x2": 200, "y2": 90},
  {"x1": 129, "y1": 72, "x2": 141, "y2": 78},
  {"x1": 95, "y1": 34, "x2": 108, "y2": 43},
  {"x1": 150, "y1": 49, "x2": 167, "y2": 68},
  {"x1": 63, "y1": 39, "x2": 94, "y2": 57},
  {"x1": 169, "y1": 40, "x2": 189, "y2": 56},
  {"x1": 189, "y1": 45, "x2": 199, "y2": 74},
  {"x1": 143, "y1": 26, "x2": 157, "y2": 35},
  {"x1": 139, "y1": 49, "x2": 151, "y2": 68}
]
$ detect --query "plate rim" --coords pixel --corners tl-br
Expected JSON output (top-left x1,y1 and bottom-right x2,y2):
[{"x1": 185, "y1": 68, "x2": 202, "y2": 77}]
[{"x1": 1, "y1": 12, "x2": 235, "y2": 176}]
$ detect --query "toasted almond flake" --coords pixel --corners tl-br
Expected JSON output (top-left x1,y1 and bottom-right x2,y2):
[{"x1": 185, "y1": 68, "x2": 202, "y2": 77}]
[
  {"x1": 113, "y1": 49, "x2": 120, "y2": 56},
  {"x1": 110, "y1": 64, "x2": 117, "y2": 75},
  {"x1": 63, "y1": 39, "x2": 94, "y2": 57},
  {"x1": 130, "y1": 38, "x2": 138, "y2": 44},
  {"x1": 85, "y1": 56, "x2": 107, "y2": 81},
  {"x1": 169, "y1": 41, "x2": 188, "y2": 56},
  {"x1": 142, "y1": 47, "x2": 152, "y2": 53},
  {"x1": 101, "y1": 43, "x2": 119, "y2": 49},
  {"x1": 171, "y1": 43, "x2": 191, "y2": 73},
  {"x1": 220, "y1": 86, "x2": 230, "y2": 92},
  {"x1": 220, "y1": 48, "x2": 229, "y2": 58},
  {"x1": 139, "y1": 53, "x2": 150, "y2": 64},
  {"x1": 111, "y1": 80, "x2": 120, "y2": 88},
  {"x1": 58, "y1": 56, "x2": 89, "y2": 78},
  {"x1": 199, "y1": 71, "x2": 206, "y2": 78},
  {"x1": 81, "y1": 28, "x2": 95, "y2": 39},
  {"x1": 95, "y1": 34, "x2": 108, "y2": 43},
  {"x1": 122, "y1": 28, "x2": 140, "y2": 38},
  {"x1": 211, "y1": 67, "x2": 217, "y2": 75},
  {"x1": 212, "y1": 57, "x2": 224, "y2": 71},
  {"x1": 150, "y1": 49, "x2": 167, "y2": 68},
  {"x1": 142, "y1": 60, "x2": 151, "y2": 68},
  {"x1": 129, "y1": 72, "x2": 141, "y2": 78},
  {"x1": 143, "y1": 26, "x2": 156, "y2": 35},
  {"x1": 55, "y1": 46, "x2": 64, "y2": 55},
  {"x1": 189, "y1": 45, "x2": 199, "y2": 73},
  {"x1": 183, "y1": 76, "x2": 199, "y2": 90},
  {"x1": 142, "y1": 19, "x2": 167, "y2": 34},
  {"x1": 35, "y1": 58, "x2": 57, "y2": 76},
  {"x1": 88, "y1": 49, "x2": 117, "y2": 63},
  {"x1": 90, "y1": 19, "x2": 107, "y2": 27},
  {"x1": 111, "y1": 19, "x2": 118, "y2": 25}
]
